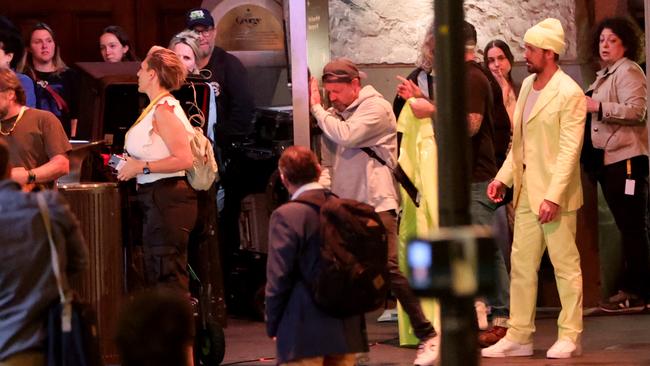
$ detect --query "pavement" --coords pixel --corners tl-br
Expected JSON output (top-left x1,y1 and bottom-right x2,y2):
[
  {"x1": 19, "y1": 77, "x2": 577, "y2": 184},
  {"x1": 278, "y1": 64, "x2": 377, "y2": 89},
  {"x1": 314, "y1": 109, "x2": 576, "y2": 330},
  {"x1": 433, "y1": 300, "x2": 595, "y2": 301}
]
[{"x1": 220, "y1": 308, "x2": 650, "y2": 366}]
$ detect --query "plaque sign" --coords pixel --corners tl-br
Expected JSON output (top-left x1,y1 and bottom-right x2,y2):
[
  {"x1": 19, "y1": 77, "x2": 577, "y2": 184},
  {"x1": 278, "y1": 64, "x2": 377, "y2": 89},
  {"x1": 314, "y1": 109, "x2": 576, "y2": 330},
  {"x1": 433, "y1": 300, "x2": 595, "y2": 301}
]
[{"x1": 216, "y1": 5, "x2": 285, "y2": 51}]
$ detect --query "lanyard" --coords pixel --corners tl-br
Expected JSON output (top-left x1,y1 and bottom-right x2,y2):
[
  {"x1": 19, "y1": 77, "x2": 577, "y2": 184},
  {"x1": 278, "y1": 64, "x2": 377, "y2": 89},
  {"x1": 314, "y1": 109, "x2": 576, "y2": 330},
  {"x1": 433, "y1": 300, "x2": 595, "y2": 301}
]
[{"x1": 627, "y1": 159, "x2": 632, "y2": 179}]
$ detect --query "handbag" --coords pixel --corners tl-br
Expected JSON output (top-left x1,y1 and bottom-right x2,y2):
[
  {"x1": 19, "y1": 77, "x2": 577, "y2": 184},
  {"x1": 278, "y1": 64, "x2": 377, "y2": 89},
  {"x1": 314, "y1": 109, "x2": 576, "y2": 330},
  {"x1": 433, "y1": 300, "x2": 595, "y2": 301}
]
[{"x1": 36, "y1": 193, "x2": 103, "y2": 366}]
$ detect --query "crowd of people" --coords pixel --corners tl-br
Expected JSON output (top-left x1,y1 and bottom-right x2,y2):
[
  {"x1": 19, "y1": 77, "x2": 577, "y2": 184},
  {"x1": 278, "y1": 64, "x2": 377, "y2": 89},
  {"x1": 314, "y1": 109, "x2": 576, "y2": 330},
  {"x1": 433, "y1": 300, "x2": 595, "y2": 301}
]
[{"x1": 0, "y1": 6, "x2": 649, "y2": 366}]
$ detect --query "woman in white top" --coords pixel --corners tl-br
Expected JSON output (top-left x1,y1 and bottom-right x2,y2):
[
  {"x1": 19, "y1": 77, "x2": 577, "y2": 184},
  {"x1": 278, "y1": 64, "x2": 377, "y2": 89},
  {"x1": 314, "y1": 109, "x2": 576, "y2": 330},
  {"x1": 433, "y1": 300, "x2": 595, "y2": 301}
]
[{"x1": 118, "y1": 46, "x2": 197, "y2": 292}]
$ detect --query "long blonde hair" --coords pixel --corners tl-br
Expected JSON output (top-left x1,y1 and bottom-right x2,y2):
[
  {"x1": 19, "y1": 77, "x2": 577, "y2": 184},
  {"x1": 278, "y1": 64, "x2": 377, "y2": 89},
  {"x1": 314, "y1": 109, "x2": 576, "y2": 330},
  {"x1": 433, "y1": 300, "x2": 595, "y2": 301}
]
[{"x1": 18, "y1": 22, "x2": 68, "y2": 77}]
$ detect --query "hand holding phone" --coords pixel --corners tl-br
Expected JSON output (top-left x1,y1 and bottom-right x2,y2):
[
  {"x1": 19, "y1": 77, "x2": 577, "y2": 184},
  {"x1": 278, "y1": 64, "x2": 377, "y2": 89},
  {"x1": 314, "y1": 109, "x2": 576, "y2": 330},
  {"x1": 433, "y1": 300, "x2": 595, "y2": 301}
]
[{"x1": 108, "y1": 154, "x2": 126, "y2": 172}]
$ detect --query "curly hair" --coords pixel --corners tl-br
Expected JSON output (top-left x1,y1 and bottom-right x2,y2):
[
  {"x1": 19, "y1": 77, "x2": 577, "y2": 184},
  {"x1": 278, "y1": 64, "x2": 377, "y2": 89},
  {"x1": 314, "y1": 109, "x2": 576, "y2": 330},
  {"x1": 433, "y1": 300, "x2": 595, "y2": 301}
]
[{"x1": 593, "y1": 17, "x2": 643, "y2": 63}]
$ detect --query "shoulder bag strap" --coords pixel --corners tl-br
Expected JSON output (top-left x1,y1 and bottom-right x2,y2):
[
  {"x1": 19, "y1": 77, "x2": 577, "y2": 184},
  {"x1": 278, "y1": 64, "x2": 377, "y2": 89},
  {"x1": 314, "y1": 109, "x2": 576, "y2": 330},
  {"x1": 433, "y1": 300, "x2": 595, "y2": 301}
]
[
  {"x1": 31, "y1": 72, "x2": 70, "y2": 114},
  {"x1": 361, "y1": 147, "x2": 420, "y2": 207},
  {"x1": 36, "y1": 193, "x2": 73, "y2": 332}
]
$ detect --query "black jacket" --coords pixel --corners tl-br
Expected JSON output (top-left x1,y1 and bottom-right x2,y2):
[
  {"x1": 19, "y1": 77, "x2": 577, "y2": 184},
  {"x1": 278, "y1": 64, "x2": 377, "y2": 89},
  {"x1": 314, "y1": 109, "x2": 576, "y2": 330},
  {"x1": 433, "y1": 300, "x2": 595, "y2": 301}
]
[{"x1": 204, "y1": 47, "x2": 255, "y2": 148}]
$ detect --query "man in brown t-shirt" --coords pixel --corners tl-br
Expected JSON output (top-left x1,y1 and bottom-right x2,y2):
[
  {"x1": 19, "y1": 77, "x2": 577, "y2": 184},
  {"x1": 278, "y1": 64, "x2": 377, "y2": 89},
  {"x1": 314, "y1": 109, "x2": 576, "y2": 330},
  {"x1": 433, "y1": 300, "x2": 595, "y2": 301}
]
[{"x1": 0, "y1": 69, "x2": 70, "y2": 188}]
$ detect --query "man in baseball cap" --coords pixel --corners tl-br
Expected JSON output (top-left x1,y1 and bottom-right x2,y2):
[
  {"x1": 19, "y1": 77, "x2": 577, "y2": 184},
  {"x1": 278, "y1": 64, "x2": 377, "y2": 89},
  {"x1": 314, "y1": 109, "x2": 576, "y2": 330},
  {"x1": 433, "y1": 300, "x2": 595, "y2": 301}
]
[
  {"x1": 483, "y1": 18, "x2": 586, "y2": 359},
  {"x1": 186, "y1": 8, "x2": 214, "y2": 29},
  {"x1": 184, "y1": 6, "x2": 254, "y2": 286}
]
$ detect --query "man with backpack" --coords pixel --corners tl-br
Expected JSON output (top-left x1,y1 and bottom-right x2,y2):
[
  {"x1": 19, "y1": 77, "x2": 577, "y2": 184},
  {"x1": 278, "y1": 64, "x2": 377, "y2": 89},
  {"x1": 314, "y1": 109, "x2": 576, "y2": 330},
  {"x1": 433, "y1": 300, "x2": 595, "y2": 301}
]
[
  {"x1": 309, "y1": 59, "x2": 440, "y2": 366},
  {"x1": 265, "y1": 146, "x2": 368, "y2": 365}
]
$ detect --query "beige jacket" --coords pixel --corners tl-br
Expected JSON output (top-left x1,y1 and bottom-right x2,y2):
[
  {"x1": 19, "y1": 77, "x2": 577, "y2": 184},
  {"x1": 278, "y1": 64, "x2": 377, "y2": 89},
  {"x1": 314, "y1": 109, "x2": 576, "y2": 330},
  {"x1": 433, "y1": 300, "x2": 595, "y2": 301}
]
[
  {"x1": 311, "y1": 85, "x2": 399, "y2": 212},
  {"x1": 495, "y1": 68, "x2": 586, "y2": 214},
  {"x1": 586, "y1": 57, "x2": 648, "y2": 165}
]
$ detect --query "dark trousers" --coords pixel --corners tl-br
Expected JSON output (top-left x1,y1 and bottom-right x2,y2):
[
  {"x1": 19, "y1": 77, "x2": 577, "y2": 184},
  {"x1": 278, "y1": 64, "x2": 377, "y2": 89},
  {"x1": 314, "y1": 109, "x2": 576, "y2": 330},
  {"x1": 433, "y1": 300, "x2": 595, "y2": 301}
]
[
  {"x1": 379, "y1": 210, "x2": 436, "y2": 341},
  {"x1": 138, "y1": 177, "x2": 198, "y2": 293},
  {"x1": 598, "y1": 155, "x2": 650, "y2": 299}
]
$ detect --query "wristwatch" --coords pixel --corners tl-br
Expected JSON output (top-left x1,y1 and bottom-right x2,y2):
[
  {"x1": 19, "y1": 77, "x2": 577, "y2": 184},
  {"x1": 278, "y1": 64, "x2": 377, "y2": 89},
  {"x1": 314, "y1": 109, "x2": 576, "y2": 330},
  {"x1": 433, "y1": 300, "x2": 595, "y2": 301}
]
[
  {"x1": 143, "y1": 162, "x2": 151, "y2": 175},
  {"x1": 27, "y1": 170, "x2": 36, "y2": 184}
]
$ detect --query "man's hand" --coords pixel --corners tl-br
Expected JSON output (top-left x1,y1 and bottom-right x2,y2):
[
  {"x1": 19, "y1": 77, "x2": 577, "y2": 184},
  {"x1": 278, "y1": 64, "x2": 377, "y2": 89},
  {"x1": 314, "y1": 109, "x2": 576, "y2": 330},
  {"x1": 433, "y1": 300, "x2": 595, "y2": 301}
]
[
  {"x1": 309, "y1": 76, "x2": 321, "y2": 107},
  {"x1": 409, "y1": 98, "x2": 436, "y2": 119},
  {"x1": 585, "y1": 96, "x2": 600, "y2": 113},
  {"x1": 487, "y1": 179, "x2": 506, "y2": 203},
  {"x1": 396, "y1": 76, "x2": 424, "y2": 100},
  {"x1": 10, "y1": 167, "x2": 29, "y2": 185},
  {"x1": 538, "y1": 199, "x2": 560, "y2": 224}
]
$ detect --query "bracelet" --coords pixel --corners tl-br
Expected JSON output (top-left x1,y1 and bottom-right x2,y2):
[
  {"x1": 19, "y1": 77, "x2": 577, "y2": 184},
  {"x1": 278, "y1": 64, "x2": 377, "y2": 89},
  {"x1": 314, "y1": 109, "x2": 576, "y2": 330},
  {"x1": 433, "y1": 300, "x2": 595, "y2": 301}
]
[{"x1": 27, "y1": 170, "x2": 36, "y2": 184}]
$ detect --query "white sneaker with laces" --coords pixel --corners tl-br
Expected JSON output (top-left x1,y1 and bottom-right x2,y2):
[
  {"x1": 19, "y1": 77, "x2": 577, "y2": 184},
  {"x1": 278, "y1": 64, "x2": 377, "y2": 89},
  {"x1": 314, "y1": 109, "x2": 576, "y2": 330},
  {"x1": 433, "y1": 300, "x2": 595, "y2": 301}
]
[
  {"x1": 413, "y1": 335, "x2": 440, "y2": 366},
  {"x1": 481, "y1": 337, "x2": 533, "y2": 358},
  {"x1": 546, "y1": 339, "x2": 581, "y2": 358}
]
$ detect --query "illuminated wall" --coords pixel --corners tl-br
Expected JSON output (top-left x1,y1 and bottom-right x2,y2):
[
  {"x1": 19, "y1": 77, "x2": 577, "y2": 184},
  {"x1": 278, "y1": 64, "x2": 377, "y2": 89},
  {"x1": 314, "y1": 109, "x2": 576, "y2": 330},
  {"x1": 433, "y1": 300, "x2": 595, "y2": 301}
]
[{"x1": 329, "y1": 0, "x2": 578, "y2": 63}]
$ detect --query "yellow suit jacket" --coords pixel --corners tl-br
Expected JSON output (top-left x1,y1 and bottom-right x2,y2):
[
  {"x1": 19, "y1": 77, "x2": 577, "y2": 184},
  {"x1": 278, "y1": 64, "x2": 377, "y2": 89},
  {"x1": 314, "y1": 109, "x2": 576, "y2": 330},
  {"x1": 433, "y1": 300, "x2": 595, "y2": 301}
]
[{"x1": 495, "y1": 68, "x2": 586, "y2": 214}]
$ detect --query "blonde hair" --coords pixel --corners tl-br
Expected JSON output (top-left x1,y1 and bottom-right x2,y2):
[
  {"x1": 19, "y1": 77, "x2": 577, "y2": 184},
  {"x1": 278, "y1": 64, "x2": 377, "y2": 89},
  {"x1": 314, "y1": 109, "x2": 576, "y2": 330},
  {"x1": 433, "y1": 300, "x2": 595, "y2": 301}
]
[
  {"x1": 145, "y1": 46, "x2": 187, "y2": 91},
  {"x1": 18, "y1": 22, "x2": 68, "y2": 76},
  {"x1": 168, "y1": 30, "x2": 200, "y2": 74}
]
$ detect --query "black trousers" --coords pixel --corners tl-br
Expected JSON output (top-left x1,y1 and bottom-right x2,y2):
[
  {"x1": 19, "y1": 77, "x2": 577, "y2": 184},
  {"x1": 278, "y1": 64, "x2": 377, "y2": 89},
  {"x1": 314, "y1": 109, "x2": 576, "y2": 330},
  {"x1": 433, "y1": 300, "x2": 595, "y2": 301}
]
[
  {"x1": 137, "y1": 177, "x2": 198, "y2": 293},
  {"x1": 379, "y1": 210, "x2": 436, "y2": 341},
  {"x1": 597, "y1": 155, "x2": 650, "y2": 299}
]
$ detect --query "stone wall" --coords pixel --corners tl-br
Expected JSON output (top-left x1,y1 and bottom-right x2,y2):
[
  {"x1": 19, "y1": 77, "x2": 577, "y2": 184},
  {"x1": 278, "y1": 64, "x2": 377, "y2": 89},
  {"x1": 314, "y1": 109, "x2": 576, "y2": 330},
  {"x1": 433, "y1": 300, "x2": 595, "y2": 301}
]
[{"x1": 329, "y1": 0, "x2": 577, "y2": 64}]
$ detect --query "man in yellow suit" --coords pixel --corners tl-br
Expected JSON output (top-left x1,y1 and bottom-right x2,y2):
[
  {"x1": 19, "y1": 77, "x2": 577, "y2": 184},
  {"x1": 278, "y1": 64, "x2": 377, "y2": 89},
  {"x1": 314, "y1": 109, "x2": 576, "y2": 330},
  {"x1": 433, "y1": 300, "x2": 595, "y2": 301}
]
[{"x1": 482, "y1": 18, "x2": 586, "y2": 359}]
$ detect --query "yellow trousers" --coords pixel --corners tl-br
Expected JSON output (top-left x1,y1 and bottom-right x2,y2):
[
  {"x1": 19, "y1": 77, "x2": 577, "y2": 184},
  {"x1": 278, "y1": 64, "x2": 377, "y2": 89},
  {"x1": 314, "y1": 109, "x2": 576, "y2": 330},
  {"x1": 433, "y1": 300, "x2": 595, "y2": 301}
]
[{"x1": 506, "y1": 178, "x2": 583, "y2": 344}]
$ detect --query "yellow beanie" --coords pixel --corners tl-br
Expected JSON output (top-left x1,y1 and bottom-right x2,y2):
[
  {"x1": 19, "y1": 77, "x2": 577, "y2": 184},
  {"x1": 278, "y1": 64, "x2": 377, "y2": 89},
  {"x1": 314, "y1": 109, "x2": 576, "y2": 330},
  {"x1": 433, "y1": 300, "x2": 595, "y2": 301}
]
[{"x1": 523, "y1": 18, "x2": 566, "y2": 55}]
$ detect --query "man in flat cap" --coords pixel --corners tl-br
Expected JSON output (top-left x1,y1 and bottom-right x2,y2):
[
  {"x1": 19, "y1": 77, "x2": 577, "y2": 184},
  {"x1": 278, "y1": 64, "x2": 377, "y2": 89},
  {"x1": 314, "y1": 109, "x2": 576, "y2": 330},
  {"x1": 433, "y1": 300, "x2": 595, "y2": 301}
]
[
  {"x1": 309, "y1": 59, "x2": 440, "y2": 366},
  {"x1": 483, "y1": 18, "x2": 586, "y2": 359}
]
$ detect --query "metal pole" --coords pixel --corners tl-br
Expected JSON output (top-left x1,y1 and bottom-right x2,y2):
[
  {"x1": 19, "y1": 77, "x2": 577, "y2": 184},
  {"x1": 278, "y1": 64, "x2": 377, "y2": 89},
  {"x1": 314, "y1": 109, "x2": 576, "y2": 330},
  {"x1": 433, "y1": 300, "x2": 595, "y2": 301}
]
[
  {"x1": 288, "y1": 0, "x2": 310, "y2": 147},
  {"x1": 434, "y1": 1, "x2": 477, "y2": 365},
  {"x1": 435, "y1": 0, "x2": 471, "y2": 228}
]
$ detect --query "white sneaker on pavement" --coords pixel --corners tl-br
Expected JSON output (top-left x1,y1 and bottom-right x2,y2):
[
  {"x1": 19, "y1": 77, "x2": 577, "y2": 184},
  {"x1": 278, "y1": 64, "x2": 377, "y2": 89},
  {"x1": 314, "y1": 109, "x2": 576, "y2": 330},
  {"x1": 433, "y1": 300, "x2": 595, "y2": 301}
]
[
  {"x1": 413, "y1": 334, "x2": 440, "y2": 366},
  {"x1": 481, "y1": 337, "x2": 533, "y2": 358},
  {"x1": 546, "y1": 339, "x2": 581, "y2": 359}
]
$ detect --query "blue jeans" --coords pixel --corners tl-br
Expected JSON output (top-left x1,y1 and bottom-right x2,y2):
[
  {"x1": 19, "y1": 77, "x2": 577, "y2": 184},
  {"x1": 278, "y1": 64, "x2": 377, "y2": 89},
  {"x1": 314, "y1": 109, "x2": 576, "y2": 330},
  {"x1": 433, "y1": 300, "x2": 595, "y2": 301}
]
[{"x1": 471, "y1": 180, "x2": 510, "y2": 319}]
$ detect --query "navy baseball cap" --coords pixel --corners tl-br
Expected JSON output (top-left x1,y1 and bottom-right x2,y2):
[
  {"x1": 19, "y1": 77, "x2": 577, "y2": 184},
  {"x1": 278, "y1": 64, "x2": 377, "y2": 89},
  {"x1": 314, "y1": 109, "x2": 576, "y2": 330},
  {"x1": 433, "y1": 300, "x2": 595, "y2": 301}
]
[{"x1": 186, "y1": 8, "x2": 214, "y2": 29}]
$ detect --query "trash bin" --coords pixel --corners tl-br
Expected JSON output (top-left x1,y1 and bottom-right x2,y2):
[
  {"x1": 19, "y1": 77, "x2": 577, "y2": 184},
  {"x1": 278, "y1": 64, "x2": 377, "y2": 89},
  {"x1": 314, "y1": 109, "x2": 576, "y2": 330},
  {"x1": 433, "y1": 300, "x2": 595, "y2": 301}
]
[{"x1": 58, "y1": 183, "x2": 123, "y2": 364}]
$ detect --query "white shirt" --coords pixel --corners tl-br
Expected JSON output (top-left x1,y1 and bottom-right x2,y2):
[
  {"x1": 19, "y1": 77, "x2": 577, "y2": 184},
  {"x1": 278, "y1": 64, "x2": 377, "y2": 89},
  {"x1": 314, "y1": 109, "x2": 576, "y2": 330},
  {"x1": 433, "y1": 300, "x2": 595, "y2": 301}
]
[{"x1": 124, "y1": 96, "x2": 195, "y2": 184}]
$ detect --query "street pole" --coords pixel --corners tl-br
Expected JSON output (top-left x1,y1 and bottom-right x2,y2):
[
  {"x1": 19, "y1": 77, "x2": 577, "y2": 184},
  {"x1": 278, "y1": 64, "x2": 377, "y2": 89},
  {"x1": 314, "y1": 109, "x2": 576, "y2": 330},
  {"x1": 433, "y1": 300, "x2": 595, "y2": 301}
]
[{"x1": 433, "y1": 1, "x2": 478, "y2": 365}]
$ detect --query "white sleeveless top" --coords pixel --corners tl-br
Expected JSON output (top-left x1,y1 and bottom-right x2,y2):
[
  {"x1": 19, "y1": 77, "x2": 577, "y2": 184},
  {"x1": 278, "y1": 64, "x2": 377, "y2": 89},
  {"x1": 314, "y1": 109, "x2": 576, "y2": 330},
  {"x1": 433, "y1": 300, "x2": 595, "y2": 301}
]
[{"x1": 124, "y1": 96, "x2": 195, "y2": 184}]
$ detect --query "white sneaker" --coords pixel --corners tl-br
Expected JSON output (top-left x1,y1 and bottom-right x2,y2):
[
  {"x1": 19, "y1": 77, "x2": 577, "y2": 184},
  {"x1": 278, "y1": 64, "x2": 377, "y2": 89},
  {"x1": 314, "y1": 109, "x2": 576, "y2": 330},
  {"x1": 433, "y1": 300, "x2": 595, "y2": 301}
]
[
  {"x1": 546, "y1": 339, "x2": 581, "y2": 358},
  {"x1": 481, "y1": 337, "x2": 533, "y2": 358},
  {"x1": 376, "y1": 308, "x2": 398, "y2": 322},
  {"x1": 413, "y1": 335, "x2": 440, "y2": 366}
]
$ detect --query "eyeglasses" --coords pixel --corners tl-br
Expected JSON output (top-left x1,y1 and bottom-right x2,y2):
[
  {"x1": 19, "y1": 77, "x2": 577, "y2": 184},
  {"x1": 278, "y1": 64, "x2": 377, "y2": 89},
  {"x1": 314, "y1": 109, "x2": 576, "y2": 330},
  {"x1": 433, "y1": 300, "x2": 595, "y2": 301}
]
[{"x1": 192, "y1": 27, "x2": 214, "y2": 37}]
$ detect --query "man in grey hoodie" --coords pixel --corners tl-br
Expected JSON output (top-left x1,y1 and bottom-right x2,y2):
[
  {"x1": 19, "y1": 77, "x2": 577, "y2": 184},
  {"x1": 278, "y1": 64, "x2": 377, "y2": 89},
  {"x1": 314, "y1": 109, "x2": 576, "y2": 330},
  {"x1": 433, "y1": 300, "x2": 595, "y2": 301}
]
[{"x1": 309, "y1": 59, "x2": 439, "y2": 366}]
